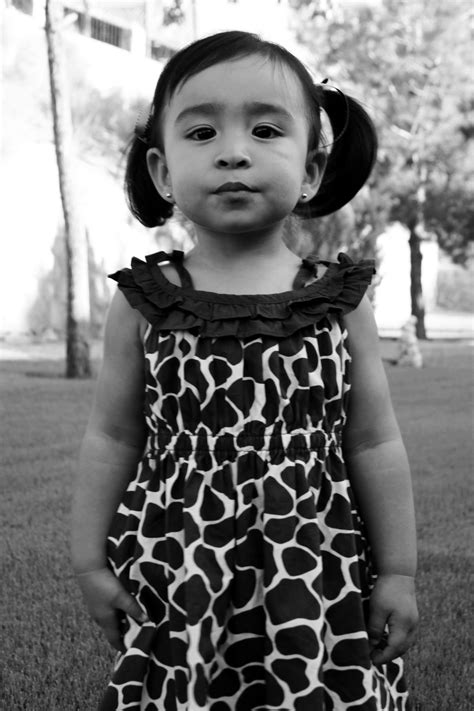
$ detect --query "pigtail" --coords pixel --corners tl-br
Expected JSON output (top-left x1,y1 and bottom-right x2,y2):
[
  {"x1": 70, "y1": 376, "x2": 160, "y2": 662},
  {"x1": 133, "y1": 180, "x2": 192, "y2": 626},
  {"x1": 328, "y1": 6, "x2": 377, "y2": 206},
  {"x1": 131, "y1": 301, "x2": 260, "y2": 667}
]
[
  {"x1": 124, "y1": 133, "x2": 174, "y2": 228},
  {"x1": 298, "y1": 87, "x2": 378, "y2": 218}
]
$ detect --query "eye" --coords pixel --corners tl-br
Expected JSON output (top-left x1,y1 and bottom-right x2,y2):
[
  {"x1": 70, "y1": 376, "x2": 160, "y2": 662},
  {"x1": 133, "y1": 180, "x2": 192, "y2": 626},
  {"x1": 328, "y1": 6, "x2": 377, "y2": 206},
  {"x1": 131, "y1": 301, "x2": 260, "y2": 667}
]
[
  {"x1": 186, "y1": 126, "x2": 216, "y2": 141},
  {"x1": 253, "y1": 124, "x2": 283, "y2": 139}
]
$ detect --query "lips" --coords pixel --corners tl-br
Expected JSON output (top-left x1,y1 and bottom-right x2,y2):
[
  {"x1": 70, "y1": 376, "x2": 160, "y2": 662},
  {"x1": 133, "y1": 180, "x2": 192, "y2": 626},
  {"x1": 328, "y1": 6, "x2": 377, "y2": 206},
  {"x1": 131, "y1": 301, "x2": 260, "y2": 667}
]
[{"x1": 215, "y1": 181, "x2": 256, "y2": 193}]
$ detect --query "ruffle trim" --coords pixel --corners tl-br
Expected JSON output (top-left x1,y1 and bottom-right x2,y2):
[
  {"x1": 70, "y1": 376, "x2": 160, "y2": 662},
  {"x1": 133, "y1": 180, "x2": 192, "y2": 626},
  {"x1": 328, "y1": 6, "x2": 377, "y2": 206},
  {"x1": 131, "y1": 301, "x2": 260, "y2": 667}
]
[{"x1": 109, "y1": 252, "x2": 375, "y2": 338}]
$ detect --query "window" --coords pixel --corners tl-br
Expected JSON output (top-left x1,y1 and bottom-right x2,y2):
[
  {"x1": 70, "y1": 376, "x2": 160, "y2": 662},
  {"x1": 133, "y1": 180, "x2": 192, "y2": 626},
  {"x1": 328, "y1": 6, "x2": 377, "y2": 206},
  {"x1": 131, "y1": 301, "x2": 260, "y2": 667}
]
[
  {"x1": 90, "y1": 16, "x2": 130, "y2": 49},
  {"x1": 63, "y1": 6, "x2": 132, "y2": 51}
]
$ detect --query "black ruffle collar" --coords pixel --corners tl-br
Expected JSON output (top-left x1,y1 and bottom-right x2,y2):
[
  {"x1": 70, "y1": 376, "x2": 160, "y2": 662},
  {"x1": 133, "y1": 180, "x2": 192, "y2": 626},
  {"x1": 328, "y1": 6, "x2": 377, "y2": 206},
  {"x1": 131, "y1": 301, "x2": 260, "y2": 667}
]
[{"x1": 109, "y1": 250, "x2": 375, "y2": 338}]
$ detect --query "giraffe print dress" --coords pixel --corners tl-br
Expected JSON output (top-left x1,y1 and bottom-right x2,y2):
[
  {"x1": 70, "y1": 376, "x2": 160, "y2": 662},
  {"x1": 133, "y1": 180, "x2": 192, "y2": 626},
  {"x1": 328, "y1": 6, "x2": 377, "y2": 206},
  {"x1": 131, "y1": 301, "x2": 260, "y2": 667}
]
[{"x1": 100, "y1": 250, "x2": 409, "y2": 710}]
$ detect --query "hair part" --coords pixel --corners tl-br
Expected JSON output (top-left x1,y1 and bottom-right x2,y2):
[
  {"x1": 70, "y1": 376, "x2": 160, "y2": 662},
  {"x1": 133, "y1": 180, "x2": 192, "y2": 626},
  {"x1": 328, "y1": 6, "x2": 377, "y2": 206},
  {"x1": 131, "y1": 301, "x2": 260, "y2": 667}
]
[{"x1": 125, "y1": 30, "x2": 377, "y2": 228}]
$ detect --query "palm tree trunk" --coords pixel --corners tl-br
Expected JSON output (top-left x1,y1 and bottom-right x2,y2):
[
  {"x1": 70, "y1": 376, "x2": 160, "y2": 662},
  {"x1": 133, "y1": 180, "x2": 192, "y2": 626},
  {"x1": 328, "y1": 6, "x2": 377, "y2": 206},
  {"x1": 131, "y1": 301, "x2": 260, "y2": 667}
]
[
  {"x1": 410, "y1": 171, "x2": 428, "y2": 339},
  {"x1": 45, "y1": 0, "x2": 91, "y2": 377},
  {"x1": 409, "y1": 228, "x2": 427, "y2": 339}
]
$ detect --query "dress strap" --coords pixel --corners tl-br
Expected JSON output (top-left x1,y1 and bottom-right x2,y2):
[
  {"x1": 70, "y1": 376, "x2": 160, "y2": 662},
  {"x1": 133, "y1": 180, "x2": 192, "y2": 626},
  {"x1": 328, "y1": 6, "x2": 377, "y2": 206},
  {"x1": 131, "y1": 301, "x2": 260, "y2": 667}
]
[
  {"x1": 292, "y1": 253, "x2": 319, "y2": 289},
  {"x1": 169, "y1": 250, "x2": 195, "y2": 289},
  {"x1": 145, "y1": 250, "x2": 195, "y2": 289},
  {"x1": 146, "y1": 250, "x2": 323, "y2": 291}
]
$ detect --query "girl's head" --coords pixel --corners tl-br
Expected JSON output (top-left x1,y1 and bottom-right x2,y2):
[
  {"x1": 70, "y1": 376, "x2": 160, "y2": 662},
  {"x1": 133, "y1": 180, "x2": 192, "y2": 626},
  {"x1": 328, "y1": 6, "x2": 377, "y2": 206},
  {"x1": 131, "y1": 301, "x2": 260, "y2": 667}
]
[{"x1": 125, "y1": 31, "x2": 377, "y2": 230}]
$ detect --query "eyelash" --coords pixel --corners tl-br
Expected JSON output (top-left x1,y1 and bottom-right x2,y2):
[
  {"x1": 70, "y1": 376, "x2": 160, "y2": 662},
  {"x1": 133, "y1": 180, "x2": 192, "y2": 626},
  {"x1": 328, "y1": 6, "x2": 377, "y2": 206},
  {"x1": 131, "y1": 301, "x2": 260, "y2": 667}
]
[
  {"x1": 186, "y1": 124, "x2": 283, "y2": 141},
  {"x1": 253, "y1": 124, "x2": 283, "y2": 139},
  {"x1": 187, "y1": 127, "x2": 215, "y2": 141}
]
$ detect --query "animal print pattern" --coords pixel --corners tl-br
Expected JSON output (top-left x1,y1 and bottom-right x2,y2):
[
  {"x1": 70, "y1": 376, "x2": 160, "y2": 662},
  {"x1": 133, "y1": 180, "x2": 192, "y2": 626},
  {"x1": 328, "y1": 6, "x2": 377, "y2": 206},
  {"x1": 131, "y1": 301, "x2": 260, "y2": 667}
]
[{"x1": 100, "y1": 314, "x2": 409, "y2": 710}]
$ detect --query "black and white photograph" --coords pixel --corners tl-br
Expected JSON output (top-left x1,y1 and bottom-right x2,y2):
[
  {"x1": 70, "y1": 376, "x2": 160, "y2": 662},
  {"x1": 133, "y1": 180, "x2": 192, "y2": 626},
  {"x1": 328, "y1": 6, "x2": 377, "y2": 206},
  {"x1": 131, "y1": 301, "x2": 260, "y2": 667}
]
[{"x1": 1, "y1": 1, "x2": 473, "y2": 709}]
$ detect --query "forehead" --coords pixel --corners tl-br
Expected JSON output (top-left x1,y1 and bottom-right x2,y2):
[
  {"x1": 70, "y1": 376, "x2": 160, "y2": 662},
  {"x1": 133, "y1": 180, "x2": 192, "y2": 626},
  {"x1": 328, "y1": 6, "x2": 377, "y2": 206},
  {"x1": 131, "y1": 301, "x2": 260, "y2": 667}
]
[{"x1": 165, "y1": 55, "x2": 307, "y2": 120}]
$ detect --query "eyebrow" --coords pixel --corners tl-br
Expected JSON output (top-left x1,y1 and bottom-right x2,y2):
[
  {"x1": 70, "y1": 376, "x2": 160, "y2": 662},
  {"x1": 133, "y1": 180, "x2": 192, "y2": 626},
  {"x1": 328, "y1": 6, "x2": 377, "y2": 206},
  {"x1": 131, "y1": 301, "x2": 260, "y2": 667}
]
[{"x1": 175, "y1": 101, "x2": 295, "y2": 124}]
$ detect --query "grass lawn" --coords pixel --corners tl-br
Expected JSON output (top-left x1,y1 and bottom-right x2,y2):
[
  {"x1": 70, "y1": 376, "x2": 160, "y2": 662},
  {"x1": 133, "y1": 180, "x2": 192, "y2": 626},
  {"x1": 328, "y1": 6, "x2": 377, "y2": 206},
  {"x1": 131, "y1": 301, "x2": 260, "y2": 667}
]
[{"x1": 0, "y1": 340, "x2": 473, "y2": 710}]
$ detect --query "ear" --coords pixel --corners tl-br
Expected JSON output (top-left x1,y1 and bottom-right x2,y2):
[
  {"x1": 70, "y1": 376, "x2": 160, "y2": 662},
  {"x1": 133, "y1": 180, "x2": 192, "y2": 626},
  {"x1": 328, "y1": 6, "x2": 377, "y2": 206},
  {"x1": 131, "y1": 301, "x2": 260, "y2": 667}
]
[
  {"x1": 301, "y1": 149, "x2": 327, "y2": 201},
  {"x1": 146, "y1": 148, "x2": 174, "y2": 203}
]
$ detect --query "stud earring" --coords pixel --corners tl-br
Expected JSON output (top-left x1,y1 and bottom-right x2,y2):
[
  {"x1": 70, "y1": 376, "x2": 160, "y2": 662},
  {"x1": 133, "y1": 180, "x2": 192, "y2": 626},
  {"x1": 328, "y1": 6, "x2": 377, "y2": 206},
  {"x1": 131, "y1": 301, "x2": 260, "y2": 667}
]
[
  {"x1": 301, "y1": 192, "x2": 308, "y2": 200},
  {"x1": 165, "y1": 192, "x2": 173, "y2": 201}
]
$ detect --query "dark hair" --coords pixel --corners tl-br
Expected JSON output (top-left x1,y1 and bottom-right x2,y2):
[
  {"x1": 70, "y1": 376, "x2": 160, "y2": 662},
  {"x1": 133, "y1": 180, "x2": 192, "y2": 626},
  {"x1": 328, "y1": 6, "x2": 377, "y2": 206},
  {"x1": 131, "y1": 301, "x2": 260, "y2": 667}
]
[{"x1": 125, "y1": 30, "x2": 377, "y2": 227}]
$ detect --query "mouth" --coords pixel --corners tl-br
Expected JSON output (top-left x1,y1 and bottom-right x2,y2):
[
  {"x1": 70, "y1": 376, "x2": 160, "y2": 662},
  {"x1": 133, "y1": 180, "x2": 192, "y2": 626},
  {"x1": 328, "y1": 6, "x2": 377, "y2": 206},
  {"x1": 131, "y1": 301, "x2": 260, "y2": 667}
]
[{"x1": 215, "y1": 182, "x2": 256, "y2": 194}]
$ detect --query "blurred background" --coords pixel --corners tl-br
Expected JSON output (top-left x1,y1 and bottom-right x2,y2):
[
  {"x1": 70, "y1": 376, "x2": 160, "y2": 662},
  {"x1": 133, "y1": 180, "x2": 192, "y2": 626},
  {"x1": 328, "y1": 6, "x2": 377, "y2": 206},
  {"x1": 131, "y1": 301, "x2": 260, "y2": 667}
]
[{"x1": 1, "y1": 0, "x2": 473, "y2": 371}]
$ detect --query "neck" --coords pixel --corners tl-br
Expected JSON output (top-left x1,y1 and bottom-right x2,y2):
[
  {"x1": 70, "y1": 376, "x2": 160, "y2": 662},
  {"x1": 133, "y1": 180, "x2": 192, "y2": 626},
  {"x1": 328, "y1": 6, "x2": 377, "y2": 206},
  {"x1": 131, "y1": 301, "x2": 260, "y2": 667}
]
[{"x1": 189, "y1": 222, "x2": 295, "y2": 269}]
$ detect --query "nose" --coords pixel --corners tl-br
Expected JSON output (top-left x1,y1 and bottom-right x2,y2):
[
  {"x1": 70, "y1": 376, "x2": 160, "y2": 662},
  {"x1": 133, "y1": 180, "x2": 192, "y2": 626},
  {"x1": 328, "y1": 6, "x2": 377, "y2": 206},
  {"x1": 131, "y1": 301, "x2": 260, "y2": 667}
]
[{"x1": 214, "y1": 139, "x2": 252, "y2": 169}]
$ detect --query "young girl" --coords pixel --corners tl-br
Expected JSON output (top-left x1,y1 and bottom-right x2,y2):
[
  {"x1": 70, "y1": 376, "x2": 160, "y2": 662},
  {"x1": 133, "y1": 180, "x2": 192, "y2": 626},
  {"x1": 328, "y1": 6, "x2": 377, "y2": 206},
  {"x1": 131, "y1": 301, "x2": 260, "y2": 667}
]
[{"x1": 72, "y1": 31, "x2": 418, "y2": 711}]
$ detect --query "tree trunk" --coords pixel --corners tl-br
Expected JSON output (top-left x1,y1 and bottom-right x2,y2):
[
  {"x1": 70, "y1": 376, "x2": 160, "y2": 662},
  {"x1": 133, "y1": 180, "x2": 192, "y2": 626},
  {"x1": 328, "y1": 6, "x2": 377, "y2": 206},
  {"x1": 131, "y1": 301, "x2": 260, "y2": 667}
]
[
  {"x1": 410, "y1": 169, "x2": 428, "y2": 339},
  {"x1": 45, "y1": 0, "x2": 91, "y2": 377},
  {"x1": 409, "y1": 228, "x2": 427, "y2": 339}
]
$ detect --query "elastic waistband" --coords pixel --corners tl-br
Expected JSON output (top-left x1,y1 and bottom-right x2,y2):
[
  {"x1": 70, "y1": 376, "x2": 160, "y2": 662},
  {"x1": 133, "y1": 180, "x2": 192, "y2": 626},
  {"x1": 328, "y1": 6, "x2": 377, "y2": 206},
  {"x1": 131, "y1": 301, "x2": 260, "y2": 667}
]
[{"x1": 148, "y1": 426, "x2": 343, "y2": 456}]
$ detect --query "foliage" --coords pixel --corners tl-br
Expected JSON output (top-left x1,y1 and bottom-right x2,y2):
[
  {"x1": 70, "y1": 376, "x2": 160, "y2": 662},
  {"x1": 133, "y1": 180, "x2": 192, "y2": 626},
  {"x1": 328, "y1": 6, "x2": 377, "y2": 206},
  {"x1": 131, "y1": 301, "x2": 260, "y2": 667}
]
[
  {"x1": 284, "y1": 192, "x2": 378, "y2": 262},
  {"x1": 425, "y1": 186, "x2": 474, "y2": 265},
  {"x1": 163, "y1": 0, "x2": 185, "y2": 26},
  {"x1": 292, "y1": 0, "x2": 474, "y2": 263},
  {"x1": 436, "y1": 261, "x2": 474, "y2": 312},
  {"x1": 70, "y1": 81, "x2": 144, "y2": 174}
]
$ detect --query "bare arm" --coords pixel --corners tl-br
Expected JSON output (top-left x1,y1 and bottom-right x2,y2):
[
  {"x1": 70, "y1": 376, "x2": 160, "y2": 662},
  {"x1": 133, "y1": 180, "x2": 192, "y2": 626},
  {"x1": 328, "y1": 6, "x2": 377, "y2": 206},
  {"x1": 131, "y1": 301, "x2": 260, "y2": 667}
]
[
  {"x1": 71, "y1": 291, "x2": 149, "y2": 649},
  {"x1": 343, "y1": 296, "x2": 418, "y2": 663},
  {"x1": 71, "y1": 290, "x2": 147, "y2": 573}
]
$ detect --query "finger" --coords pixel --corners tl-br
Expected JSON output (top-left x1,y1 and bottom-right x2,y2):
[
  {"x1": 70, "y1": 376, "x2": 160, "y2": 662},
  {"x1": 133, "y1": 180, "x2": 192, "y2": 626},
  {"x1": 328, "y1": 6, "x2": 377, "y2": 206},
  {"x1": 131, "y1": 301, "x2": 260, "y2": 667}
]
[
  {"x1": 367, "y1": 607, "x2": 388, "y2": 650},
  {"x1": 113, "y1": 589, "x2": 149, "y2": 624},
  {"x1": 95, "y1": 610, "x2": 126, "y2": 653},
  {"x1": 371, "y1": 624, "x2": 416, "y2": 665}
]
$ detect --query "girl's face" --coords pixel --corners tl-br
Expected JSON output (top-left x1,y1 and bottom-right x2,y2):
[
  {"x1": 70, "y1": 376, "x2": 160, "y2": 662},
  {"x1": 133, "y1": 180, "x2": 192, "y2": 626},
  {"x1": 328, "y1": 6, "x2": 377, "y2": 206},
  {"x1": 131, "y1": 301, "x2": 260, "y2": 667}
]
[{"x1": 147, "y1": 56, "x2": 325, "y2": 238}]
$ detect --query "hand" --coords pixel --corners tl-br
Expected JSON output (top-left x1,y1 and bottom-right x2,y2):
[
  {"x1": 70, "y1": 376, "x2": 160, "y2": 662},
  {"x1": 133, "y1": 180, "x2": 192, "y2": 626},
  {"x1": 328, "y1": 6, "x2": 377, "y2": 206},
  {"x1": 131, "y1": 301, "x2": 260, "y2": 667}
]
[
  {"x1": 367, "y1": 573, "x2": 418, "y2": 665},
  {"x1": 75, "y1": 567, "x2": 148, "y2": 652}
]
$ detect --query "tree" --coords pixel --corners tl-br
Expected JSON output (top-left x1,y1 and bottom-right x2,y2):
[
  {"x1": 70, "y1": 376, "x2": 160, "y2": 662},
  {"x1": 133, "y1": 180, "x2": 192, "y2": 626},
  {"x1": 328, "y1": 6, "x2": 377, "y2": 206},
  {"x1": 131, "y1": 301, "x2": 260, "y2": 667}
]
[
  {"x1": 45, "y1": 0, "x2": 91, "y2": 377},
  {"x1": 163, "y1": 0, "x2": 185, "y2": 26},
  {"x1": 292, "y1": 0, "x2": 473, "y2": 336}
]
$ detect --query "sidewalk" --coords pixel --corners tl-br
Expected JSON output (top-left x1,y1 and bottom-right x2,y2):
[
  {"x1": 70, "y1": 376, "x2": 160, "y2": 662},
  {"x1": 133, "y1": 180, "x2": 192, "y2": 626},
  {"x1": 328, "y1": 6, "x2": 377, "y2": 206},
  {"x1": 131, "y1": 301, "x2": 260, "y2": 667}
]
[
  {"x1": 377, "y1": 310, "x2": 473, "y2": 340},
  {"x1": 0, "y1": 339, "x2": 104, "y2": 361}
]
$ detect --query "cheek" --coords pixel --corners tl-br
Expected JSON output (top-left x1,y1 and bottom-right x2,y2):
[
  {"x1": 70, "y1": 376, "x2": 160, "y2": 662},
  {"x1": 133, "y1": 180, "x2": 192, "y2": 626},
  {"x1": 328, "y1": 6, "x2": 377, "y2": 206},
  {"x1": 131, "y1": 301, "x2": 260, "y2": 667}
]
[
  {"x1": 169, "y1": 173, "x2": 198, "y2": 204},
  {"x1": 171, "y1": 184, "x2": 206, "y2": 222},
  {"x1": 166, "y1": 151, "x2": 201, "y2": 189}
]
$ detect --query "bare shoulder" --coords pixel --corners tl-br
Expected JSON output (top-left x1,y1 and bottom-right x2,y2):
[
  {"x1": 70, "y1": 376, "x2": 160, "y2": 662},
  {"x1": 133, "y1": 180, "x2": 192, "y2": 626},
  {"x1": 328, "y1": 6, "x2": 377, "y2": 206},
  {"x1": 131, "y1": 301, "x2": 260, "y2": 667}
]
[
  {"x1": 90, "y1": 289, "x2": 148, "y2": 442},
  {"x1": 105, "y1": 289, "x2": 148, "y2": 350},
  {"x1": 342, "y1": 296, "x2": 386, "y2": 397},
  {"x1": 343, "y1": 295, "x2": 381, "y2": 357},
  {"x1": 342, "y1": 296, "x2": 401, "y2": 449}
]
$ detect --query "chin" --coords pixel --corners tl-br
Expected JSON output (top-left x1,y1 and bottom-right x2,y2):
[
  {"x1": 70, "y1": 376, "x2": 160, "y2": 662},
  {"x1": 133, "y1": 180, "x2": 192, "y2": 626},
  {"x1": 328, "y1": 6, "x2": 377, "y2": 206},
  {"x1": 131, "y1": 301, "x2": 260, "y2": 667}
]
[
  {"x1": 191, "y1": 217, "x2": 261, "y2": 235},
  {"x1": 217, "y1": 224, "x2": 277, "y2": 236},
  {"x1": 215, "y1": 214, "x2": 288, "y2": 234},
  {"x1": 187, "y1": 208, "x2": 289, "y2": 236}
]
